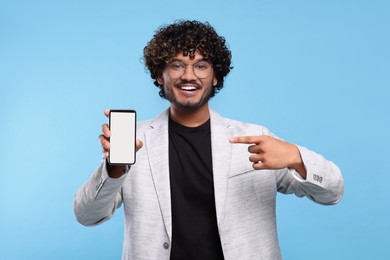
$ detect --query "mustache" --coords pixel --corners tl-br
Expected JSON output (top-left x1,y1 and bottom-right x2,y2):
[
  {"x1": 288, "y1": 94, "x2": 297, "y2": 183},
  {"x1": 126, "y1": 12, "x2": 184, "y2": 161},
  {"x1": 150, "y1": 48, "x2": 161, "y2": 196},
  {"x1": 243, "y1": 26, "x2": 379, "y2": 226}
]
[{"x1": 175, "y1": 80, "x2": 202, "y2": 89}]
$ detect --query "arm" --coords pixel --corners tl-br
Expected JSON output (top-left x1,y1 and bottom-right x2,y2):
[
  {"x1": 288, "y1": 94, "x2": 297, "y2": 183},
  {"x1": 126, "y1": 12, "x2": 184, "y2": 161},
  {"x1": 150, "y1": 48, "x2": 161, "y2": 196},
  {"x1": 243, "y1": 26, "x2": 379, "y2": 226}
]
[
  {"x1": 276, "y1": 145, "x2": 344, "y2": 205},
  {"x1": 73, "y1": 160, "x2": 128, "y2": 226},
  {"x1": 74, "y1": 109, "x2": 144, "y2": 226},
  {"x1": 229, "y1": 135, "x2": 344, "y2": 205}
]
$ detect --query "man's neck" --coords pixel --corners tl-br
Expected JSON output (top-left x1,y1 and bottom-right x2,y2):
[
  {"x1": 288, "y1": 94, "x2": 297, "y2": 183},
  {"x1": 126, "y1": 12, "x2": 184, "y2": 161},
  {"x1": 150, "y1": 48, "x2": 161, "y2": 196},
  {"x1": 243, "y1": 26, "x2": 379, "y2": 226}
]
[{"x1": 169, "y1": 103, "x2": 210, "y2": 127}]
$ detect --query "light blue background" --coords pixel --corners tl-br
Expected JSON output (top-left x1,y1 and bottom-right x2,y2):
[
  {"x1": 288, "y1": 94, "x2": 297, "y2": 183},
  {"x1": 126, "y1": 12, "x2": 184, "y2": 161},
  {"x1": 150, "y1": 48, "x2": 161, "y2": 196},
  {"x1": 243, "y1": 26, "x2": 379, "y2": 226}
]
[{"x1": 1, "y1": 0, "x2": 389, "y2": 259}]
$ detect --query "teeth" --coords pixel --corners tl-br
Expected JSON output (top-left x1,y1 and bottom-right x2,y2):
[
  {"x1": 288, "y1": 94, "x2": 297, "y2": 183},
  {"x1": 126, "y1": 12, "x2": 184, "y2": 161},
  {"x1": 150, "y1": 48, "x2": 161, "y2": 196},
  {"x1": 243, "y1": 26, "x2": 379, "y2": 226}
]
[{"x1": 180, "y1": 86, "x2": 197, "y2": 91}]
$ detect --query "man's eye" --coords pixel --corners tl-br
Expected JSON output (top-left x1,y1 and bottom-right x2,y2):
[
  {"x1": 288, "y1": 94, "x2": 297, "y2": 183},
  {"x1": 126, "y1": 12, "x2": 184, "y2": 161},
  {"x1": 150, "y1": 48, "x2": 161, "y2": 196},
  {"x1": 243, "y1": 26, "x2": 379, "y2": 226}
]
[
  {"x1": 170, "y1": 63, "x2": 185, "y2": 69},
  {"x1": 195, "y1": 63, "x2": 209, "y2": 70}
]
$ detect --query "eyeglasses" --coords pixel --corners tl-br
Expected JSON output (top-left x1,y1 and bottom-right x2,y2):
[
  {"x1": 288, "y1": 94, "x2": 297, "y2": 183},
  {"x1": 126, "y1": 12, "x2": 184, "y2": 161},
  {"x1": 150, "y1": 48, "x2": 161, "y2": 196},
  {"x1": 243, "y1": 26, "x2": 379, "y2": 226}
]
[{"x1": 166, "y1": 61, "x2": 213, "y2": 79}]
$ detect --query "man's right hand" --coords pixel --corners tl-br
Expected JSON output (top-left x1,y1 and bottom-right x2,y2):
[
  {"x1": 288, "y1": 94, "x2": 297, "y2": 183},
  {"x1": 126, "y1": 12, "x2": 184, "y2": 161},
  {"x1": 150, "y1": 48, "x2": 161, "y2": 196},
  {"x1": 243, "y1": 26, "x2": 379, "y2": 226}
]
[{"x1": 99, "y1": 109, "x2": 144, "y2": 178}]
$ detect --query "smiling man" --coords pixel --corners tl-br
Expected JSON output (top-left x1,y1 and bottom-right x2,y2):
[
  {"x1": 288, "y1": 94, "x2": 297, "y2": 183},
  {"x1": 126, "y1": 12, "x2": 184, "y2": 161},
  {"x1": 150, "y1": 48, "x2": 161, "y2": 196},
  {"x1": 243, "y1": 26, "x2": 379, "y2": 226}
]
[
  {"x1": 74, "y1": 20, "x2": 344, "y2": 260},
  {"x1": 158, "y1": 52, "x2": 216, "y2": 126}
]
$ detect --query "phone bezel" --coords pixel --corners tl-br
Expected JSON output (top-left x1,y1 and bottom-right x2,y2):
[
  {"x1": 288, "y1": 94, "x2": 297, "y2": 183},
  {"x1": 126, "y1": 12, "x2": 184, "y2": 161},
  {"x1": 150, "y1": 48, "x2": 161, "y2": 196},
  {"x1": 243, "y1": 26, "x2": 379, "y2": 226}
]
[{"x1": 108, "y1": 109, "x2": 137, "y2": 166}]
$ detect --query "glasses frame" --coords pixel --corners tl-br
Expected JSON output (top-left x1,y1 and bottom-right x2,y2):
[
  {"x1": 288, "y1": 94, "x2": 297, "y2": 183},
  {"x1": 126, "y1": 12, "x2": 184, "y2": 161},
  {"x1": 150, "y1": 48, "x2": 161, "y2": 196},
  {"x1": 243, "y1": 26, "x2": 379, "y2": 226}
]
[{"x1": 165, "y1": 60, "x2": 213, "y2": 79}]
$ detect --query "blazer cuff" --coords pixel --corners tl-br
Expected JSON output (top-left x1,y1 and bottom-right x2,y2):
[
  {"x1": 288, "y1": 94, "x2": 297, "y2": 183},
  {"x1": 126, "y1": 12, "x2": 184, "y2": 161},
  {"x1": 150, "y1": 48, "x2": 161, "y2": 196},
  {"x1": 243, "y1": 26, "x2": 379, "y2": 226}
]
[
  {"x1": 294, "y1": 145, "x2": 326, "y2": 188},
  {"x1": 95, "y1": 160, "x2": 130, "y2": 197}
]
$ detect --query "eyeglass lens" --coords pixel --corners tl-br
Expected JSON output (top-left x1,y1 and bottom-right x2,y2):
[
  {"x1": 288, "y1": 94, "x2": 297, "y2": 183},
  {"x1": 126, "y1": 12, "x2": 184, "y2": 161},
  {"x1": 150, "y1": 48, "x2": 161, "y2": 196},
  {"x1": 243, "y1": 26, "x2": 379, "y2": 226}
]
[{"x1": 167, "y1": 61, "x2": 212, "y2": 78}]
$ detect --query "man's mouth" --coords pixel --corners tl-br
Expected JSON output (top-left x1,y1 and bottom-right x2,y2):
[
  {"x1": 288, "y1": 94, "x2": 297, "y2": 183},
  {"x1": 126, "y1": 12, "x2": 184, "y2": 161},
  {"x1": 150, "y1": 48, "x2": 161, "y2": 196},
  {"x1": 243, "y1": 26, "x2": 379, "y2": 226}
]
[
  {"x1": 176, "y1": 81, "x2": 202, "y2": 91},
  {"x1": 179, "y1": 85, "x2": 198, "y2": 91}
]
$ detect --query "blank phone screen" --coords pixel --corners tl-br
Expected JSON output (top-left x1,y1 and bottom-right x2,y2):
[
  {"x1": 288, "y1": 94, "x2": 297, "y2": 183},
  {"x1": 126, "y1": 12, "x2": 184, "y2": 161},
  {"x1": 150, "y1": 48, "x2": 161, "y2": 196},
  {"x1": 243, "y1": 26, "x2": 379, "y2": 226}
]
[{"x1": 109, "y1": 110, "x2": 136, "y2": 165}]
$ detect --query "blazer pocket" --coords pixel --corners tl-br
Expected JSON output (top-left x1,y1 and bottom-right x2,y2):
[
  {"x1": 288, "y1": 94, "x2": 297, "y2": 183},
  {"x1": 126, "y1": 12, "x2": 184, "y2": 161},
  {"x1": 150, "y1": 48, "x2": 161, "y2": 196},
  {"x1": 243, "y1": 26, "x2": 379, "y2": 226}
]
[
  {"x1": 252, "y1": 170, "x2": 277, "y2": 205},
  {"x1": 229, "y1": 162, "x2": 255, "y2": 178}
]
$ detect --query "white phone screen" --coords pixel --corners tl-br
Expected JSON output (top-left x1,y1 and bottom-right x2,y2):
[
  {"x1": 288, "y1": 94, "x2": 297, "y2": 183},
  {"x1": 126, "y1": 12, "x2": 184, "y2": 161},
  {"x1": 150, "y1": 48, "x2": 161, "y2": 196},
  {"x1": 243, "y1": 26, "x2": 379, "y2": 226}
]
[{"x1": 108, "y1": 110, "x2": 136, "y2": 165}]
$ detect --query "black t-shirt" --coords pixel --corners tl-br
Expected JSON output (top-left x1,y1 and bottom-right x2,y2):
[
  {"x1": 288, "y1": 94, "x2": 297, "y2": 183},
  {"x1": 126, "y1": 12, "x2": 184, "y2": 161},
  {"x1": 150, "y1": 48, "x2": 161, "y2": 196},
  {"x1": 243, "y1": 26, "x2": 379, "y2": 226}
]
[{"x1": 169, "y1": 118, "x2": 224, "y2": 260}]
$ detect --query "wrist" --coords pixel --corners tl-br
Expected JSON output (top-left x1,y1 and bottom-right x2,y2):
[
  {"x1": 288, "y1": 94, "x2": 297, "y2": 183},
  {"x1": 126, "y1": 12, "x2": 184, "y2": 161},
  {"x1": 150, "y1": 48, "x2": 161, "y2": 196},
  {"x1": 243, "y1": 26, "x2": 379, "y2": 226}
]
[
  {"x1": 106, "y1": 160, "x2": 128, "y2": 178},
  {"x1": 288, "y1": 145, "x2": 307, "y2": 179}
]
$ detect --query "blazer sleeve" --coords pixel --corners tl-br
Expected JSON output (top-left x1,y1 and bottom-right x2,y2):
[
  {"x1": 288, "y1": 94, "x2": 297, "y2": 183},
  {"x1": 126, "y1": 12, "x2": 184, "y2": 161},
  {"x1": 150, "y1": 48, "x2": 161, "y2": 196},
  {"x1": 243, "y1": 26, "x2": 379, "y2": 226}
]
[
  {"x1": 276, "y1": 145, "x2": 344, "y2": 205},
  {"x1": 73, "y1": 160, "x2": 128, "y2": 226}
]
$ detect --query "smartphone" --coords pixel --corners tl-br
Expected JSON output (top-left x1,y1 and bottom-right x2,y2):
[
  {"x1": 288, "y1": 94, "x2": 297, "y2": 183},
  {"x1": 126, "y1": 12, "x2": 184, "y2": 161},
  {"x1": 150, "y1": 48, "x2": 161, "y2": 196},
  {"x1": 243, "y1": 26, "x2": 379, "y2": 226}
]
[{"x1": 108, "y1": 109, "x2": 137, "y2": 165}]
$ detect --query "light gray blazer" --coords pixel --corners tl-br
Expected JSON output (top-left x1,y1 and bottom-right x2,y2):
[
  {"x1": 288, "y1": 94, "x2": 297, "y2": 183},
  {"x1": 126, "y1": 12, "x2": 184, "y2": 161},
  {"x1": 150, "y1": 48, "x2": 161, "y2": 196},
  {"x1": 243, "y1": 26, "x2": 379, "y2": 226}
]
[{"x1": 74, "y1": 109, "x2": 344, "y2": 260}]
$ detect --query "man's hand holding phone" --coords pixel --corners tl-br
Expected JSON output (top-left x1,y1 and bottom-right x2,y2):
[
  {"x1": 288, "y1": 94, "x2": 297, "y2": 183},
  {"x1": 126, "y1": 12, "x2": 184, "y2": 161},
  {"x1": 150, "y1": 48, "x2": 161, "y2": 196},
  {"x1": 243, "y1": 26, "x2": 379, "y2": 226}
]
[{"x1": 99, "y1": 109, "x2": 143, "y2": 178}]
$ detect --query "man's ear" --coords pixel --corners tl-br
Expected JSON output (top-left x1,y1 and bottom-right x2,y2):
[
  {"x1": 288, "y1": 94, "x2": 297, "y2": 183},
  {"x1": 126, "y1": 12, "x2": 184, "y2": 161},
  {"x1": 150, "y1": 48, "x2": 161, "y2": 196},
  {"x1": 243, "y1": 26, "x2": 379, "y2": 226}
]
[
  {"x1": 213, "y1": 78, "x2": 218, "y2": 86},
  {"x1": 157, "y1": 77, "x2": 164, "y2": 86}
]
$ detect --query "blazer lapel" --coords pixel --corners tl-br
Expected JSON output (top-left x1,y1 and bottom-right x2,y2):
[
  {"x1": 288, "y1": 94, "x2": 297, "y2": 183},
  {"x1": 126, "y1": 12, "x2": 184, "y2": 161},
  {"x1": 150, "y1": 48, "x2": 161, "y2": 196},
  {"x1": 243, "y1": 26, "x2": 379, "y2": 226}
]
[
  {"x1": 144, "y1": 109, "x2": 172, "y2": 240},
  {"x1": 210, "y1": 109, "x2": 233, "y2": 225}
]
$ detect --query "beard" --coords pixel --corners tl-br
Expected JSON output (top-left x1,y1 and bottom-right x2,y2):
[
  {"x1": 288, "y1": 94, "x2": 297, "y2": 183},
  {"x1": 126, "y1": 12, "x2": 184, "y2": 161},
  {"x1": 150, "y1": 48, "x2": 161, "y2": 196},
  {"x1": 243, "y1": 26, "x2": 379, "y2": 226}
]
[{"x1": 163, "y1": 80, "x2": 213, "y2": 110}]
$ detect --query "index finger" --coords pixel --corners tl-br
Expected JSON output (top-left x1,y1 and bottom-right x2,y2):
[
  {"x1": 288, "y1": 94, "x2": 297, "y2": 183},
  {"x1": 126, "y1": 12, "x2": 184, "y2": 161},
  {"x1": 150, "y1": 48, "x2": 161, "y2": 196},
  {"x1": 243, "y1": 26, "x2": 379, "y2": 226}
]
[{"x1": 229, "y1": 136, "x2": 261, "y2": 144}]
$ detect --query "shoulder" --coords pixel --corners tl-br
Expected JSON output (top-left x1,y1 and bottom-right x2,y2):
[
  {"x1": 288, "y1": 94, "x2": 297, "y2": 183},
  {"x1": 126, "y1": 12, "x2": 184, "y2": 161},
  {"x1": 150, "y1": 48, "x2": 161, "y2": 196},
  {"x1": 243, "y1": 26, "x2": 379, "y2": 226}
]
[{"x1": 136, "y1": 109, "x2": 169, "y2": 133}]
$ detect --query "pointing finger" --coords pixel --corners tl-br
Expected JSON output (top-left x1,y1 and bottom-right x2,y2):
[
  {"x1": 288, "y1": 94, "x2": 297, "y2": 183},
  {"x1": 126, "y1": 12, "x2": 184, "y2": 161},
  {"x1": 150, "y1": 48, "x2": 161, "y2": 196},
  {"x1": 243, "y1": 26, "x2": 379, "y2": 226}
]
[{"x1": 229, "y1": 136, "x2": 261, "y2": 144}]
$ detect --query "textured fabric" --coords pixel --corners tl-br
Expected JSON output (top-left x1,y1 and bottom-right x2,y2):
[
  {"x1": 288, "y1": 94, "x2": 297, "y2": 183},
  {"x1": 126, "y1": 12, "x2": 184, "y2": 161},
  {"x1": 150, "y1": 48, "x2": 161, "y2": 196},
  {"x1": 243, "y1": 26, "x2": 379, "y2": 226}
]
[
  {"x1": 74, "y1": 108, "x2": 344, "y2": 260},
  {"x1": 168, "y1": 118, "x2": 224, "y2": 260}
]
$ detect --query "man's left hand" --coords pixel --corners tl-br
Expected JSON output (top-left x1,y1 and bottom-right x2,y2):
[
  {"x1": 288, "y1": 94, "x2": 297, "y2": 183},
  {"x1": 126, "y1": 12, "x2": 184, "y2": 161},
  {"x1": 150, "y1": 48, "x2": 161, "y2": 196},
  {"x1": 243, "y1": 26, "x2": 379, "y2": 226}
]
[{"x1": 229, "y1": 135, "x2": 307, "y2": 179}]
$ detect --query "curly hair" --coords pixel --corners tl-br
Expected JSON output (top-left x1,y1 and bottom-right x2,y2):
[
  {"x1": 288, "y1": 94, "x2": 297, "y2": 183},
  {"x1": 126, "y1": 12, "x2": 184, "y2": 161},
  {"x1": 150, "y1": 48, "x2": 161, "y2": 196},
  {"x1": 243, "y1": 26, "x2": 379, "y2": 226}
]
[{"x1": 143, "y1": 20, "x2": 233, "y2": 98}]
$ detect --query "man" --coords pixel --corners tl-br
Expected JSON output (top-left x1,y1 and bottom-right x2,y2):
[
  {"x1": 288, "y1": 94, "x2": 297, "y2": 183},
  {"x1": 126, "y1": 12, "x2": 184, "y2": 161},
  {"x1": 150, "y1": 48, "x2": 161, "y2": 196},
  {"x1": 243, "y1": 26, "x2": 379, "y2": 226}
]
[{"x1": 74, "y1": 20, "x2": 344, "y2": 260}]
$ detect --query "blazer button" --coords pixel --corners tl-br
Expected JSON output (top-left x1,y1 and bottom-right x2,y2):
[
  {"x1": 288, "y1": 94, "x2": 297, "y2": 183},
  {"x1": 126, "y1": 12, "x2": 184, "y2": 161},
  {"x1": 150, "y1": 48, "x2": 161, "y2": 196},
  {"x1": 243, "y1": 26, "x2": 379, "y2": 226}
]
[{"x1": 163, "y1": 242, "x2": 170, "y2": 250}]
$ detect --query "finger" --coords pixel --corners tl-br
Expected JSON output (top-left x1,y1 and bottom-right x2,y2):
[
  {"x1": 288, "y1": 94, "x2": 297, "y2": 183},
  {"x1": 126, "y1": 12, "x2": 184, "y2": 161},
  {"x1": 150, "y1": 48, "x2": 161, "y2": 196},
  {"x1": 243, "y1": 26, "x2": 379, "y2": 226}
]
[
  {"x1": 101, "y1": 146, "x2": 109, "y2": 153},
  {"x1": 229, "y1": 136, "x2": 260, "y2": 144},
  {"x1": 248, "y1": 144, "x2": 262, "y2": 154},
  {"x1": 101, "y1": 140, "x2": 109, "y2": 158},
  {"x1": 252, "y1": 161, "x2": 267, "y2": 170},
  {"x1": 99, "y1": 134, "x2": 111, "y2": 150},
  {"x1": 104, "y1": 109, "x2": 110, "y2": 118},
  {"x1": 249, "y1": 154, "x2": 263, "y2": 163},
  {"x1": 102, "y1": 123, "x2": 111, "y2": 138},
  {"x1": 136, "y1": 139, "x2": 144, "y2": 151}
]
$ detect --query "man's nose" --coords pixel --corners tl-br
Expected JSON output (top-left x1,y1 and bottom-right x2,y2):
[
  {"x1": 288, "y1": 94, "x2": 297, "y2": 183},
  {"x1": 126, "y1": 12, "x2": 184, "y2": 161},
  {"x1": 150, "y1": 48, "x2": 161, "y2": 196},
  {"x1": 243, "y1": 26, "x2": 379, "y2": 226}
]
[{"x1": 180, "y1": 65, "x2": 197, "y2": 80}]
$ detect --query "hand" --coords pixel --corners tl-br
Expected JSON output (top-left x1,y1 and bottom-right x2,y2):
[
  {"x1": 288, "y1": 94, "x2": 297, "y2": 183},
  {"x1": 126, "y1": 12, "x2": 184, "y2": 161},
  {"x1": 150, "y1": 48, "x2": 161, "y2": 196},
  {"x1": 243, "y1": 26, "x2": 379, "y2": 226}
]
[
  {"x1": 229, "y1": 135, "x2": 306, "y2": 178},
  {"x1": 99, "y1": 109, "x2": 143, "y2": 158},
  {"x1": 99, "y1": 109, "x2": 144, "y2": 178}
]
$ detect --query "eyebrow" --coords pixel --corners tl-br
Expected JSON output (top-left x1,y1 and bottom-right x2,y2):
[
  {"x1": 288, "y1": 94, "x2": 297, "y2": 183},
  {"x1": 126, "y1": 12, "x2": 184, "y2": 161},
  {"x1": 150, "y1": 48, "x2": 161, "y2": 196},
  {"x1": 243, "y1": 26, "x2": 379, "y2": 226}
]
[{"x1": 170, "y1": 58, "x2": 209, "y2": 63}]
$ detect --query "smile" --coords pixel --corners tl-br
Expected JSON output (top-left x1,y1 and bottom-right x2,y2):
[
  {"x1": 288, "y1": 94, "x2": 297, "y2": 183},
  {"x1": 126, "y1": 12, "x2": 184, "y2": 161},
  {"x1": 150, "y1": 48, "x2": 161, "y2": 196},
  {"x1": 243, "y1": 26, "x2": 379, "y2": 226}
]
[{"x1": 178, "y1": 85, "x2": 199, "y2": 91}]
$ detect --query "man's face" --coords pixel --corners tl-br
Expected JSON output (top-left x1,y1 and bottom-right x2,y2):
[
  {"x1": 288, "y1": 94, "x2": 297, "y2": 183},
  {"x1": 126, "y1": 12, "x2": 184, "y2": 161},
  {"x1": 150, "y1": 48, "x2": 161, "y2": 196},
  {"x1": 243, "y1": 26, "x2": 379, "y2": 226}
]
[{"x1": 157, "y1": 51, "x2": 217, "y2": 110}]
